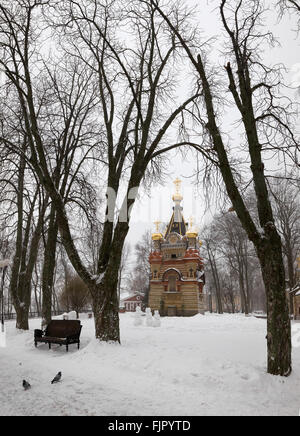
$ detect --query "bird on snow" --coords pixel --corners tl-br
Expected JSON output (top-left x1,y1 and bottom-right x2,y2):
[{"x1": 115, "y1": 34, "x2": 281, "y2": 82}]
[
  {"x1": 23, "y1": 380, "x2": 31, "y2": 390},
  {"x1": 51, "y1": 371, "x2": 62, "y2": 384}
]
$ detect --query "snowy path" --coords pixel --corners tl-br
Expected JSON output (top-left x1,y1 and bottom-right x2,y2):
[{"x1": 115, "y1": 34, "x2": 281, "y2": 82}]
[{"x1": 0, "y1": 313, "x2": 299, "y2": 416}]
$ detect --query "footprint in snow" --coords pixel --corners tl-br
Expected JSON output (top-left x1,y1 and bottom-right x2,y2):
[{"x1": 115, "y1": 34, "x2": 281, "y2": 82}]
[{"x1": 240, "y1": 374, "x2": 250, "y2": 381}]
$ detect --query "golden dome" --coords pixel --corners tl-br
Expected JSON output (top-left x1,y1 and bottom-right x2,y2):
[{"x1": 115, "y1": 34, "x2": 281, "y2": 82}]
[
  {"x1": 186, "y1": 230, "x2": 198, "y2": 238},
  {"x1": 152, "y1": 233, "x2": 163, "y2": 241},
  {"x1": 172, "y1": 193, "x2": 183, "y2": 202},
  {"x1": 186, "y1": 217, "x2": 198, "y2": 238},
  {"x1": 152, "y1": 220, "x2": 163, "y2": 241}
]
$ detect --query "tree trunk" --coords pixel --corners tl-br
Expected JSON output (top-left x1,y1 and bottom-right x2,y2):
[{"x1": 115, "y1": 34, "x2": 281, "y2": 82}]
[
  {"x1": 41, "y1": 204, "x2": 58, "y2": 327},
  {"x1": 91, "y1": 219, "x2": 132, "y2": 342},
  {"x1": 15, "y1": 303, "x2": 29, "y2": 330},
  {"x1": 207, "y1": 245, "x2": 223, "y2": 314},
  {"x1": 286, "y1": 250, "x2": 295, "y2": 315},
  {"x1": 92, "y1": 283, "x2": 120, "y2": 342},
  {"x1": 244, "y1": 255, "x2": 252, "y2": 314},
  {"x1": 10, "y1": 151, "x2": 26, "y2": 329},
  {"x1": 256, "y1": 229, "x2": 291, "y2": 376},
  {"x1": 33, "y1": 267, "x2": 41, "y2": 316},
  {"x1": 239, "y1": 272, "x2": 249, "y2": 315}
]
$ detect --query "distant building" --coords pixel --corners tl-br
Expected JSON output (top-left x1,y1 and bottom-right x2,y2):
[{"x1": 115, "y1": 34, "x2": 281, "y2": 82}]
[
  {"x1": 148, "y1": 179, "x2": 205, "y2": 317},
  {"x1": 122, "y1": 294, "x2": 143, "y2": 312}
]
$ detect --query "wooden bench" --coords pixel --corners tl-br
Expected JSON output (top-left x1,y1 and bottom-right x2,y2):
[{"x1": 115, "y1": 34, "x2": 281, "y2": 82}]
[{"x1": 34, "y1": 320, "x2": 82, "y2": 352}]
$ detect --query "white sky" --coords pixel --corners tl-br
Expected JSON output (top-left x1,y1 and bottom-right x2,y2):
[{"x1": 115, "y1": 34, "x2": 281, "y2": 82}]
[
  {"x1": 3, "y1": 1, "x2": 297, "y2": 255},
  {"x1": 126, "y1": 0, "x2": 300, "y2": 249}
]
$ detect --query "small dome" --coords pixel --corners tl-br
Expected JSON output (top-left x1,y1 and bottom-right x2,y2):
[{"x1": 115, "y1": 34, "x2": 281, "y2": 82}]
[
  {"x1": 186, "y1": 228, "x2": 198, "y2": 238},
  {"x1": 186, "y1": 217, "x2": 198, "y2": 238},
  {"x1": 172, "y1": 193, "x2": 183, "y2": 202},
  {"x1": 152, "y1": 232, "x2": 163, "y2": 241},
  {"x1": 152, "y1": 220, "x2": 163, "y2": 241}
]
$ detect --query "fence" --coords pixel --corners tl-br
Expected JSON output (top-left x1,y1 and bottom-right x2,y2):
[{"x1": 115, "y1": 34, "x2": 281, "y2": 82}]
[{"x1": 2, "y1": 309, "x2": 92, "y2": 321}]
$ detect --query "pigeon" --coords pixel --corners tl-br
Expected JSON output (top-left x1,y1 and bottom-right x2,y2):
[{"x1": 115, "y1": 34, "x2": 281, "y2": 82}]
[
  {"x1": 23, "y1": 380, "x2": 31, "y2": 390},
  {"x1": 51, "y1": 371, "x2": 62, "y2": 384}
]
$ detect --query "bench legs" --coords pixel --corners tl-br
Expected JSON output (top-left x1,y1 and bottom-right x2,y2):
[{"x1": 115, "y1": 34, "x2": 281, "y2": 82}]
[{"x1": 34, "y1": 341, "x2": 79, "y2": 352}]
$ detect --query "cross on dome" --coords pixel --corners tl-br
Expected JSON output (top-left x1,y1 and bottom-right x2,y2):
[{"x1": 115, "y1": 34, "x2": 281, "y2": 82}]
[
  {"x1": 172, "y1": 178, "x2": 183, "y2": 203},
  {"x1": 154, "y1": 220, "x2": 161, "y2": 232},
  {"x1": 174, "y1": 178, "x2": 182, "y2": 195}
]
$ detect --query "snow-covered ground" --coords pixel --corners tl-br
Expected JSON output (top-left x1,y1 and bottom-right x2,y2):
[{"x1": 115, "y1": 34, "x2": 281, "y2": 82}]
[{"x1": 0, "y1": 313, "x2": 299, "y2": 416}]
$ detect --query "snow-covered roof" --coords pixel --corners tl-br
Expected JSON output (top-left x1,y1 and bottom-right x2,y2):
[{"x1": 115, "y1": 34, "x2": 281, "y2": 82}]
[{"x1": 122, "y1": 294, "x2": 143, "y2": 302}]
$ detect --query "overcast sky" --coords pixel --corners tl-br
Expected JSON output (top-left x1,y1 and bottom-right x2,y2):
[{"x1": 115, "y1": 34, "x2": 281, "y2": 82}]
[{"x1": 126, "y1": 0, "x2": 300, "y2": 250}]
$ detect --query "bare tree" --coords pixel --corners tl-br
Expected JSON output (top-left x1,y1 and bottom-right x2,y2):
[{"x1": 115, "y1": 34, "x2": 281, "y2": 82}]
[
  {"x1": 126, "y1": 230, "x2": 152, "y2": 307},
  {"x1": 0, "y1": 3, "x2": 102, "y2": 328},
  {"x1": 0, "y1": 0, "x2": 200, "y2": 342},
  {"x1": 203, "y1": 208, "x2": 265, "y2": 314},
  {"x1": 117, "y1": 242, "x2": 131, "y2": 303},
  {"x1": 0, "y1": 112, "x2": 49, "y2": 329},
  {"x1": 221, "y1": 272, "x2": 239, "y2": 313},
  {"x1": 202, "y1": 228, "x2": 223, "y2": 314},
  {"x1": 277, "y1": 0, "x2": 300, "y2": 25},
  {"x1": 37, "y1": 56, "x2": 100, "y2": 327},
  {"x1": 269, "y1": 176, "x2": 300, "y2": 311},
  {"x1": 59, "y1": 274, "x2": 91, "y2": 318},
  {"x1": 213, "y1": 212, "x2": 256, "y2": 314},
  {"x1": 151, "y1": 0, "x2": 299, "y2": 376}
]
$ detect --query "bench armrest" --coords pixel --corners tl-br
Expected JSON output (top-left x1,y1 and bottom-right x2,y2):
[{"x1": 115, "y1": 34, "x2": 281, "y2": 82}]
[{"x1": 34, "y1": 329, "x2": 44, "y2": 338}]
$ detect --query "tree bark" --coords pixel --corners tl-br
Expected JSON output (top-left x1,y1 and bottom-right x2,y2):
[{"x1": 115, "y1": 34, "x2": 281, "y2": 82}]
[
  {"x1": 91, "y1": 218, "x2": 132, "y2": 342},
  {"x1": 207, "y1": 245, "x2": 223, "y2": 314},
  {"x1": 15, "y1": 305, "x2": 29, "y2": 330},
  {"x1": 256, "y1": 228, "x2": 291, "y2": 375},
  {"x1": 92, "y1": 282, "x2": 120, "y2": 342},
  {"x1": 41, "y1": 203, "x2": 58, "y2": 327}
]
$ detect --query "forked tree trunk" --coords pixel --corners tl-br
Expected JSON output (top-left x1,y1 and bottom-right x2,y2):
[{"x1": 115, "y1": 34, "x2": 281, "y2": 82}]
[{"x1": 91, "y1": 220, "x2": 131, "y2": 343}]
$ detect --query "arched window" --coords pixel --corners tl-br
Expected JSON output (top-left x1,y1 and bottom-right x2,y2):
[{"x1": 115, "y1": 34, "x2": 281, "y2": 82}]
[
  {"x1": 168, "y1": 275, "x2": 177, "y2": 292},
  {"x1": 153, "y1": 270, "x2": 158, "y2": 279},
  {"x1": 189, "y1": 269, "x2": 194, "y2": 278}
]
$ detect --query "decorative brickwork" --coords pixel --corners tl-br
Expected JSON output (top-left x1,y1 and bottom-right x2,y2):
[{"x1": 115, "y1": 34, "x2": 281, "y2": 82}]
[{"x1": 148, "y1": 180, "x2": 205, "y2": 316}]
